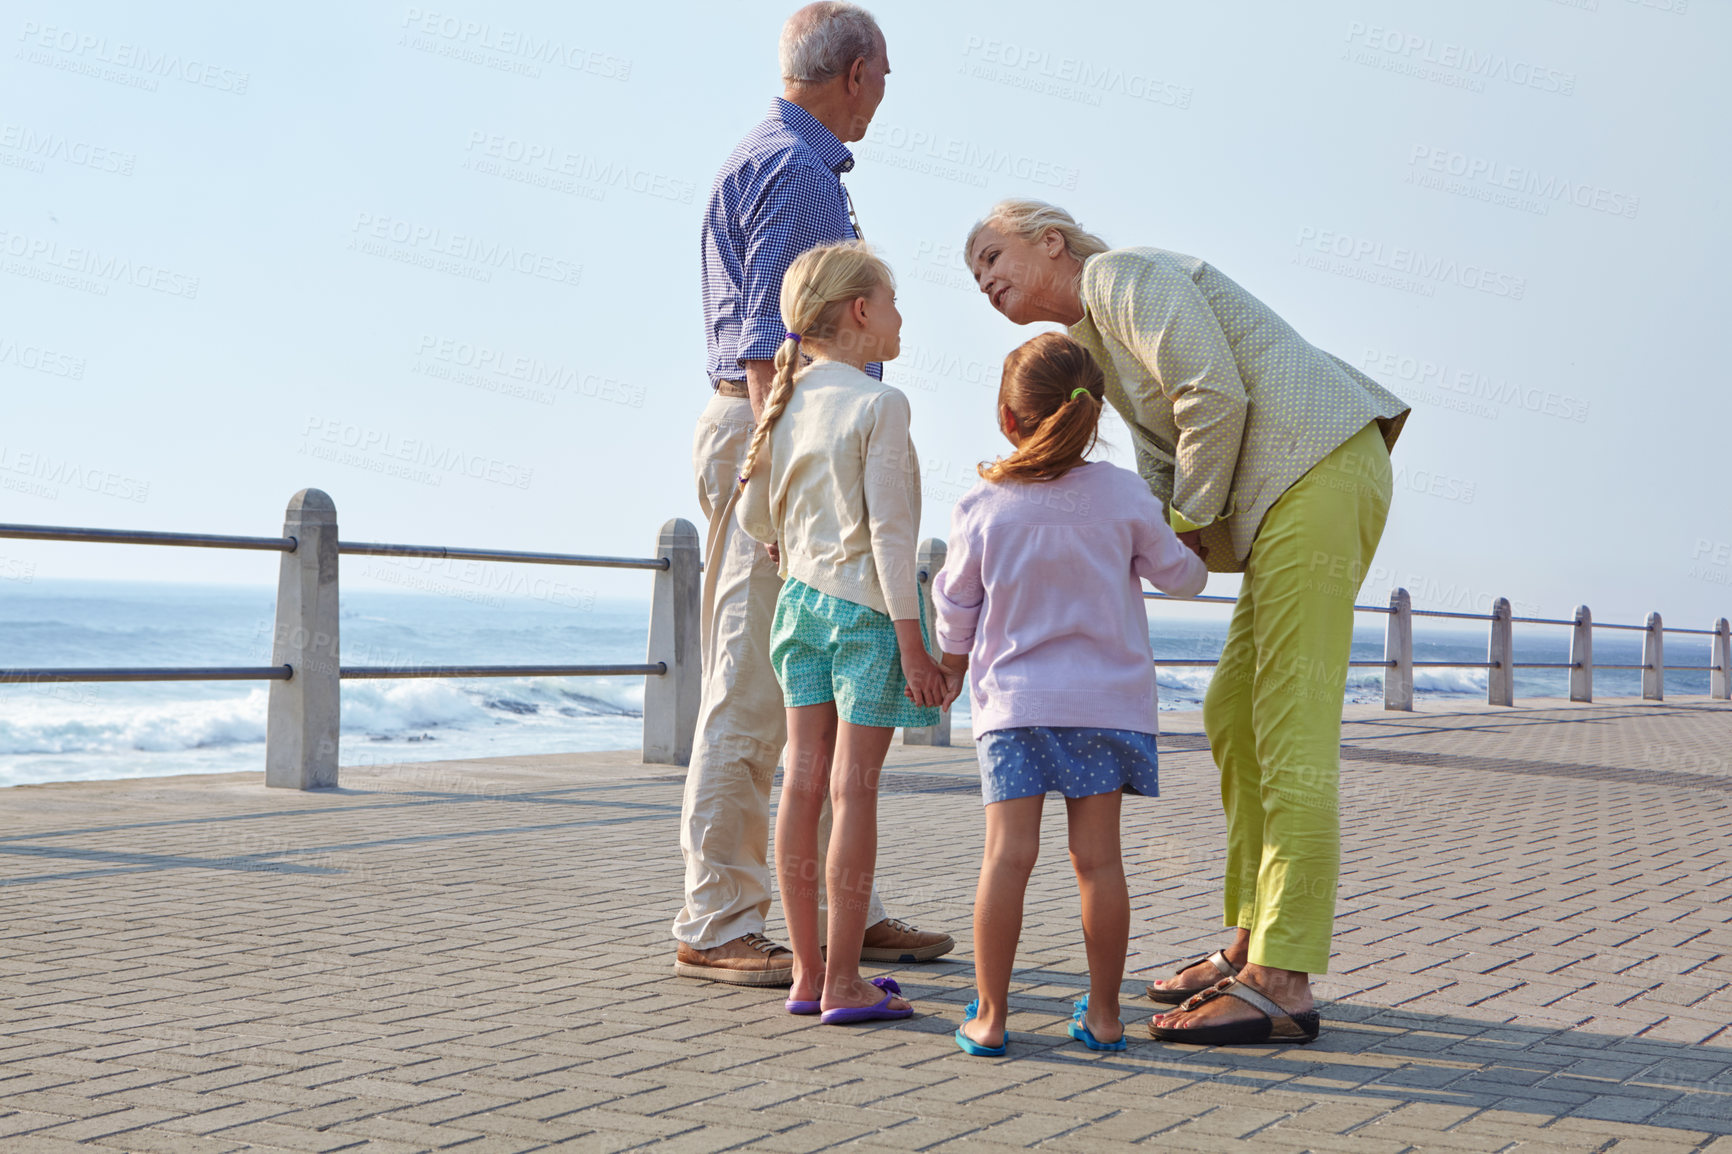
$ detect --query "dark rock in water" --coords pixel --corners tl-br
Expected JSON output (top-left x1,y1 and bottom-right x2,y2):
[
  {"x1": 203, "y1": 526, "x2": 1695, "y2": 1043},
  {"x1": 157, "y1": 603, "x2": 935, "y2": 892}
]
[{"x1": 486, "y1": 698, "x2": 539, "y2": 716}]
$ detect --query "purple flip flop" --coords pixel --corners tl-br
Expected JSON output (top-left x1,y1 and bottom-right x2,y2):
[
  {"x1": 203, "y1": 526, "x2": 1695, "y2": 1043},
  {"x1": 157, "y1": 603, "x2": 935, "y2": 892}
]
[
  {"x1": 785, "y1": 999, "x2": 821, "y2": 1015},
  {"x1": 819, "y1": 977, "x2": 913, "y2": 1026}
]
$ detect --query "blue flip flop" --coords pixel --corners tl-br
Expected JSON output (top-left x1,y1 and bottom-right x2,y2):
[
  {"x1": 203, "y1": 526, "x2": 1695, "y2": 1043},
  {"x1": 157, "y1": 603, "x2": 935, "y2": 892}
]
[
  {"x1": 1069, "y1": 995, "x2": 1128, "y2": 1051},
  {"x1": 819, "y1": 977, "x2": 913, "y2": 1025},
  {"x1": 785, "y1": 999, "x2": 820, "y2": 1015},
  {"x1": 953, "y1": 999, "x2": 1008, "y2": 1057}
]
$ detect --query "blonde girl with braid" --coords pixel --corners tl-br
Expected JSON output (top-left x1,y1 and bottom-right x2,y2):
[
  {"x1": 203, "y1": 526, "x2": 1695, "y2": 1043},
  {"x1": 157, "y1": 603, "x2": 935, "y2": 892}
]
[{"x1": 739, "y1": 241, "x2": 957, "y2": 1026}]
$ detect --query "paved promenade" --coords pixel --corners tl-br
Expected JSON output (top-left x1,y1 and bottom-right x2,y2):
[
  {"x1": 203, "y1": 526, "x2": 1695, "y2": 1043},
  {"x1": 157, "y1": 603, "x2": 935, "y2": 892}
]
[{"x1": 2, "y1": 697, "x2": 1730, "y2": 1152}]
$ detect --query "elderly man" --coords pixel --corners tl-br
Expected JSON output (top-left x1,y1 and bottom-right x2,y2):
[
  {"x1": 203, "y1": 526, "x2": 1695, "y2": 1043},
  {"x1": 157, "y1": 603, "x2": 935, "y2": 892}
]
[{"x1": 674, "y1": 1, "x2": 953, "y2": 985}]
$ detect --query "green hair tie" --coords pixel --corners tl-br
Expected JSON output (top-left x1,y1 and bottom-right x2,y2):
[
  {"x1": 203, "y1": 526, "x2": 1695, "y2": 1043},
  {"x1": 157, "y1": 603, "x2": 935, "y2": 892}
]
[{"x1": 1070, "y1": 387, "x2": 1093, "y2": 401}]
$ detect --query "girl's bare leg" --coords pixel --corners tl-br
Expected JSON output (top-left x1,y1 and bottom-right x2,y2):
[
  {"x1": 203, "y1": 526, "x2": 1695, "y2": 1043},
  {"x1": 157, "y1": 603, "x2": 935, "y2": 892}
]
[
  {"x1": 777, "y1": 702, "x2": 836, "y2": 1005},
  {"x1": 820, "y1": 720, "x2": 909, "y2": 1012},
  {"x1": 962, "y1": 795, "x2": 1044, "y2": 1049},
  {"x1": 1067, "y1": 790, "x2": 1127, "y2": 1044}
]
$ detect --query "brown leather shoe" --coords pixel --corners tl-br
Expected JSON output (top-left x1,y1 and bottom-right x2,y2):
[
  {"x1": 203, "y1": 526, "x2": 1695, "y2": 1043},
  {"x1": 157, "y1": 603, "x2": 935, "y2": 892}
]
[
  {"x1": 673, "y1": 932, "x2": 795, "y2": 987},
  {"x1": 859, "y1": 918, "x2": 954, "y2": 963}
]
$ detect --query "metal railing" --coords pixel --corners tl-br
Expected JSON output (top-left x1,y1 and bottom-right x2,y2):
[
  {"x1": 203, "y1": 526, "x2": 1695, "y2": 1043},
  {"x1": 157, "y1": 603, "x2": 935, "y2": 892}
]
[
  {"x1": 0, "y1": 488, "x2": 701, "y2": 788},
  {"x1": 7, "y1": 512, "x2": 1726, "y2": 775},
  {"x1": 1140, "y1": 587, "x2": 1731, "y2": 712},
  {"x1": 880, "y1": 537, "x2": 1732, "y2": 748}
]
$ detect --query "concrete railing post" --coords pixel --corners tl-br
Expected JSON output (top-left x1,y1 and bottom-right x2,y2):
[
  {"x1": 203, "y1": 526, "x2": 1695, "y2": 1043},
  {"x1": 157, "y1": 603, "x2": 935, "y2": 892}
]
[
  {"x1": 1570, "y1": 605, "x2": 1593, "y2": 703},
  {"x1": 643, "y1": 518, "x2": 700, "y2": 765},
  {"x1": 903, "y1": 537, "x2": 952, "y2": 747},
  {"x1": 1643, "y1": 611, "x2": 1664, "y2": 701},
  {"x1": 1487, "y1": 596, "x2": 1514, "y2": 707},
  {"x1": 1712, "y1": 618, "x2": 1730, "y2": 701},
  {"x1": 1383, "y1": 587, "x2": 1413, "y2": 711},
  {"x1": 265, "y1": 489, "x2": 340, "y2": 789}
]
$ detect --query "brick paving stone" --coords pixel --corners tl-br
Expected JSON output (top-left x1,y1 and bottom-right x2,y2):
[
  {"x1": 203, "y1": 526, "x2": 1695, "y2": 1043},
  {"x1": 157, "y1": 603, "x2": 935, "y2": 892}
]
[{"x1": 2, "y1": 700, "x2": 1731, "y2": 1150}]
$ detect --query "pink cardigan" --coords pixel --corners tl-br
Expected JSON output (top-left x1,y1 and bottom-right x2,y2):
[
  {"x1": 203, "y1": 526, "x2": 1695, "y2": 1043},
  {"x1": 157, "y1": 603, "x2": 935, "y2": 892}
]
[{"x1": 933, "y1": 461, "x2": 1208, "y2": 737}]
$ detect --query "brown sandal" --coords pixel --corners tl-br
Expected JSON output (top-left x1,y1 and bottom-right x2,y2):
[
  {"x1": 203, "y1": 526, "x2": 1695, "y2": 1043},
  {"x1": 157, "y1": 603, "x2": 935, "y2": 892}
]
[
  {"x1": 1144, "y1": 950, "x2": 1240, "y2": 1004},
  {"x1": 1147, "y1": 974, "x2": 1321, "y2": 1046}
]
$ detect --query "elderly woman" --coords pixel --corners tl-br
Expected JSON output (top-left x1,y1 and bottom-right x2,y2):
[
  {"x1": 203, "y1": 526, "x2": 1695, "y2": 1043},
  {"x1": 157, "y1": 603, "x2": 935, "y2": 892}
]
[{"x1": 966, "y1": 200, "x2": 1409, "y2": 1045}]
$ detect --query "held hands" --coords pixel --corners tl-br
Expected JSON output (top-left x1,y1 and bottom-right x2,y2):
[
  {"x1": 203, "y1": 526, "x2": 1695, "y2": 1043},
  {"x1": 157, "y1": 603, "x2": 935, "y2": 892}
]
[
  {"x1": 909, "y1": 661, "x2": 965, "y2": 711},
  {"x1": 1177, "y1": 529, "x2": 1208, "y2": 562},
  {"x1": 892, "y1": 618, "x2": 956, "y2": 710},
  {"x1": 900, "y1": 649, "x2": 950, "y2": 709}
]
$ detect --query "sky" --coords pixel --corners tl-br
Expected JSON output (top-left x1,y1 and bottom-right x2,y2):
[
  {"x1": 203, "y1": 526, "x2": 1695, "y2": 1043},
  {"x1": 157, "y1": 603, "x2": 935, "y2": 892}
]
[{"x1": 3, "y1": 0, "x2": 1729, "y2": 635}]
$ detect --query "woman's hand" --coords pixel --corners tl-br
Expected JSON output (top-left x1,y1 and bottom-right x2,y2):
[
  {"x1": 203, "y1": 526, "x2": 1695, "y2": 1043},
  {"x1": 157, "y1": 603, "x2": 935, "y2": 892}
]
[
  {"x1": 1177, "y1": 530, "x2": 1208, "y2": 562},
  {"x1": 765, "y1": 541, "x2": 780, "y2": 564}
]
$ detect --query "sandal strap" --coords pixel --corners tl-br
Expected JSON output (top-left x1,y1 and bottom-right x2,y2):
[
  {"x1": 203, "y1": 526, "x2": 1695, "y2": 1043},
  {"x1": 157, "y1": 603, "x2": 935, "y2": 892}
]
[
  {"x1": 1218, "y1": 974, "x2": 1304, "y2": 1025},
  {"x1": 1207, "y1": 950, "x2": 1240, "y2": 980},
  {"x1": 1175, "y1": 977, "x2": 1236, "y2": 1013}
]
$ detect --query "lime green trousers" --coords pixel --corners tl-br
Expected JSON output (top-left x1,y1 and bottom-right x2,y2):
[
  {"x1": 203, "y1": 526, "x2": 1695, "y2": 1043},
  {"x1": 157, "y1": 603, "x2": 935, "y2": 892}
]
[{"x1": 1202, "y1": 420, "x2": 1393, "y2": 975}]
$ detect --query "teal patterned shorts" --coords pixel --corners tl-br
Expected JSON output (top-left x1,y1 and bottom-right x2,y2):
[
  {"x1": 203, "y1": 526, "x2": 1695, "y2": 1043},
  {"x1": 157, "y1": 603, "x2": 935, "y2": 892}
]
[{"x1": 770, "y1": 578, "x2": 941, "y2": 730}]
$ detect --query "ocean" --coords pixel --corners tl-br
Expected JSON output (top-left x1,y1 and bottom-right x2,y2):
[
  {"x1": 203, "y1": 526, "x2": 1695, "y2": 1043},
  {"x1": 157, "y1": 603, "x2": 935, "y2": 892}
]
[{"x1": 1, "y1": 579, "x2": 1715, "y2": 788}]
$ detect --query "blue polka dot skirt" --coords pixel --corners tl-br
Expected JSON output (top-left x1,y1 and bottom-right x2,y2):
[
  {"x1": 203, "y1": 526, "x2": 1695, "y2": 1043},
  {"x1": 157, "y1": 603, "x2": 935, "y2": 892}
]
[
  {"x1": 770, "y1": 578, "x2": 941, "y2": 730},
  {"x1": 975, "y1": 727, "x2": 1160, "y2": 806}
]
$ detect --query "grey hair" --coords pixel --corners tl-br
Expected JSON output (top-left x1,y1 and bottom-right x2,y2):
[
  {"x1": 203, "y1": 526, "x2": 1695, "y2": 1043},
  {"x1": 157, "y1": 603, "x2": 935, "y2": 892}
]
[
  {"x1": 779, "y1": 3, "x2": 883, "y2": 84},
  {"x1": 966, "y1": 199, "x2": 1111, "y2": 263}
]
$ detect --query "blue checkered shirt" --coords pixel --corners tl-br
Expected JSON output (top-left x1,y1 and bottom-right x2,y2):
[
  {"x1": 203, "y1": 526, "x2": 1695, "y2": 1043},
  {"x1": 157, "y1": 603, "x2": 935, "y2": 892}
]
[{"x1": 702, "y1": 98, "x2": 879, "y2": 385}]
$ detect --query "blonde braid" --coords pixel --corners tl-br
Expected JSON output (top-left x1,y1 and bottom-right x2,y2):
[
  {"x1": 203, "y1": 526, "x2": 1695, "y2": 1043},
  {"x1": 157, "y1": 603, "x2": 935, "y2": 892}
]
[{"x1": 737, "y1": 335, "x2": 803, "y2": 486}]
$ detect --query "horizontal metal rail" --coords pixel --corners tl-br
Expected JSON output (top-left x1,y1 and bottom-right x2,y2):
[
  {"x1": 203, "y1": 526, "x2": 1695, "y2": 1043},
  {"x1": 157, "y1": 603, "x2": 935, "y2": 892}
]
[
  {"x1": 1415, "y1": 660, "x2": 1491, "y2": 667},
  {"x1": 339, "y1": 541, "x2": 667, "y2": 570},
  {"x1": 0, "y1": 524, "x2": 295, "y2": 552},
  {"x1": 1410, "y1": 609, "x2": 1488, "y2": 622},
  {"x1": 340, "y1": 663, "x2": 664, "y2": 679},
  {"x1": 0, "y1": 666, "x2": 293, "y2": 683},
  {"x1": 1511, "y1": 615, "x2": 1577, "y2": 626},
  {"x1": 1144, "y1": 592, "x2": 1240, "y2": 606},
  {"x1": 1514, "y1": 662, "x2": 1580, "y2": 669}
]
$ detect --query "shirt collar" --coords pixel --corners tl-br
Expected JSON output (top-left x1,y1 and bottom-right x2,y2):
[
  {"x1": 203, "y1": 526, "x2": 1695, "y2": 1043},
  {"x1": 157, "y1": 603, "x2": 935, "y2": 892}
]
[{"x1": 773, "y1": 97, "x2": 855, "y2": 174}]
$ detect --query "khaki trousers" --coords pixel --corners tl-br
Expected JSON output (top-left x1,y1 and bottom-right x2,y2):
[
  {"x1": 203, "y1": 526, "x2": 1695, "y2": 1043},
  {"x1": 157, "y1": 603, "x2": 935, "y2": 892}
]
[{"x1": 671, "y1": 393, "x2": 886, "y2": 949}]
